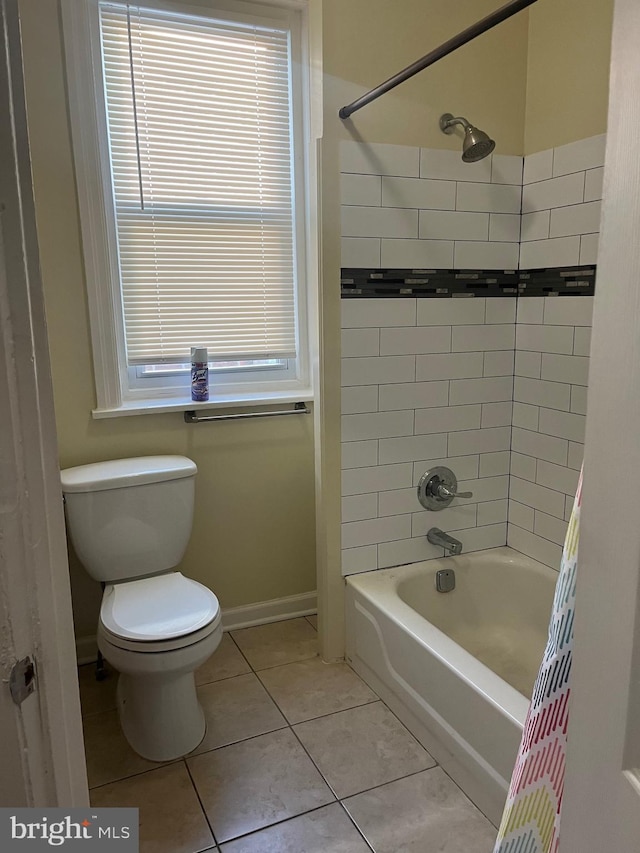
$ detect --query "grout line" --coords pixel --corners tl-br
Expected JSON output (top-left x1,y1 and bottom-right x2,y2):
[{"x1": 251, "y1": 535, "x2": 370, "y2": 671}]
[
  {"x1": 291, "y1": 716, "x2": 440, "y2": 807},
  {"x1": 526, "y1": 524, "x2": 569, "y2": 549},
  {"x1": 223, "y1": 647, "x2": 318, "y2": 676},
  {"x1": 266, "y1": 694, "x2": 380, "y2": 728},
  {"x1": 431, "y1": 759, "x2": 499, "y2": 829},
  {"x1": 341, "y1": 763, "x2": 439, "y2": 804},
  {"x1": 254, "y1": 677, "x2": 342, "y2": 801},
  {"x1": 186, "y1": 723, "x2": 290, "y2": 762},
  {"x1": 336, "y1": 801, "x2": 376, "y2": 852},
  {"x1": 183, "y1": 758, "x2": 220, "y2": 850},
  {"x1": 81, "y1": 708, "x2": 118, "y2": 720},
  {"x1": 506, "y1": 501, "x2": 568, "y2": 525},
  {"x1": 512, "y1": 398, "x2": 580, "y2": 416},
  {"x1": 509, "y1": 521, "x2": 564, "y2": 547},
  {"x1": 257, "y1": 662, "x2": 440, "y2": 806},
  {"x1": 511, "y1": 470, "x2": 574, "y2": 497},
  {"x1": 195, "y1": 669, "x2": 255, "y2": 688},
  {"x1": 87, "y1": 757, "x2": 184, "y2": 792},
  {"x1": 214, "y1": 803, "x2": 345, "y2": 849}
]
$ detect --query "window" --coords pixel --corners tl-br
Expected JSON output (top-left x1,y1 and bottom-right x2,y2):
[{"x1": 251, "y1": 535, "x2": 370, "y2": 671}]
[{"x1": 63, "y1": 0, "x2": 314, "y2": 416}]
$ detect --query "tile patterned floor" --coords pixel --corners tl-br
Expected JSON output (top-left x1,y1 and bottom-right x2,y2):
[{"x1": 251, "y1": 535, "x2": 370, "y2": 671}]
[{"x1": 82, "y1": 615, "x2": 497, "y2": 852}]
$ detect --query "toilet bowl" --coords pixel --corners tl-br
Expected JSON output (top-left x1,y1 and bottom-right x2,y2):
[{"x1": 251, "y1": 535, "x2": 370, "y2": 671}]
[{"x1": 60, "y1": 456, "x2": 221, "y2": 761}]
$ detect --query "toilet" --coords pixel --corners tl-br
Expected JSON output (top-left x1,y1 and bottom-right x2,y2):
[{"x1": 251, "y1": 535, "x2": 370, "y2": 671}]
[{"x1": 60, "y1": 455, "x2": 221, "y2": 762}]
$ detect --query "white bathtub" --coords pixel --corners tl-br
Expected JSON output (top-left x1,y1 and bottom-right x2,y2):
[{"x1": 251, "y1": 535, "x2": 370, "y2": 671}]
[{"x1": 345, "y1": 546, "x2": 556, "y2": 824}]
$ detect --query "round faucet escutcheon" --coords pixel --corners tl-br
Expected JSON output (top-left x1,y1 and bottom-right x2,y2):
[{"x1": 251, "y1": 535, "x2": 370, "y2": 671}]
[{"x1": 417, "y1": 466, "x2": 474, "y2": 511}]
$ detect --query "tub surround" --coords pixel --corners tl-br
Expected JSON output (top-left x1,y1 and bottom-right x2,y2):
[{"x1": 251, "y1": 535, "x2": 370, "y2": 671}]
[
  {"x1": 340, "y1": 290, "x2": 592, "y2": 575},
  {"x1": 520, "y1": 135, "x2": 604, "y2": 269},
  {"x1": 342, "y1": 294, "x2": 513, "y2": 576},
  {"x1": 508, "y1": 296, "x2": 590, "y2": 568},
  {"x1": 508, "y1": 138, "x2": 598, "y2": 570},
  {"x1": 341, "y1": 135, "x2": 604, "y2": 272},
  {"x1": 341, "y1": 140, "x2": 522, "y2": 272},
  {"x1": 341, "y1": 136, "x2": 601, "y2": 575}
]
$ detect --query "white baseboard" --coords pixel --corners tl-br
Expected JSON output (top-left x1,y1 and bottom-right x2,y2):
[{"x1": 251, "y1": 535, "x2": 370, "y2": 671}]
[
  {"x1": 76, "y1": 634, "x2": 99, "y2": 666},
  {"x1": 75, "y1": 590, "x2": 317, "y2": 664},
  {"x1": 222, "y1": 590, "x2": 317, "y2": 631}
]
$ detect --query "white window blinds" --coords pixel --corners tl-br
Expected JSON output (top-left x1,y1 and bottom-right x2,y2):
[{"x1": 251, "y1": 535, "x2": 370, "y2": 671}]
[{"x1": 99, "y1": 3, "x2": 297, "y2": 365}]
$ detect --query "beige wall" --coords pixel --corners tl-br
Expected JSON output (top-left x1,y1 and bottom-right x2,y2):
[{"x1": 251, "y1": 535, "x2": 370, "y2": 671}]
[
  {"x1": 323, "y1": 0, "x2": 529, "y2": 154},
  {"x1": 18, "y1": 0, "x2": 317, "y2": 638},
  {"x1": 525, "y1": 0, "x2": 614, "y2": 154}
]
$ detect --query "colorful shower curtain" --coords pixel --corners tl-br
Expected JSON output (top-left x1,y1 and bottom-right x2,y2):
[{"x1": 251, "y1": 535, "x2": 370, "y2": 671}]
[{"x1": 493, "y1": 469, "x2": 582, "y2": 853}]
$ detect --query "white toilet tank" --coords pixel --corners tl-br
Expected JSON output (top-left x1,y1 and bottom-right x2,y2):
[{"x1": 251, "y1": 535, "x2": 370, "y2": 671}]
[{"x1": 60, "y1": 456, "x2": 197, "y2": 583}]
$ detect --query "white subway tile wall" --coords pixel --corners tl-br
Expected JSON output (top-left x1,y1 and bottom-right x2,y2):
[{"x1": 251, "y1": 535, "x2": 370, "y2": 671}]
[
  {"x1": 520, "y1": 135, "x2": 605, "y2": 267},
  {"x1": 341, "y1": 296, "x2": 514, "y2": 574},
  {"x1": 341, "y1": 136, "x2": 603, "y2": 272},
  {"x1": 341, "y1": 140, "x2": 521, "y2": 272},
  {"x1": 340, "y1": 137, "x2": 600, "y2": 576},
  {"x1": 522, "y1": 149, "x2": 553, "y2": 185},
  {"x1": 508, "y1": 296, "x2": 592, "y2": 571}
]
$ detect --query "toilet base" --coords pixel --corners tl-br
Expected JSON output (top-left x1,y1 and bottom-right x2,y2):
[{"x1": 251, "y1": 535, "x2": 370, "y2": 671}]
[
  {"x1": 97, "y1": 619, "x2": 222, "y2": 762},
  {"x1": 117, "y1": 671, "x2": 206, "y2": 762}
]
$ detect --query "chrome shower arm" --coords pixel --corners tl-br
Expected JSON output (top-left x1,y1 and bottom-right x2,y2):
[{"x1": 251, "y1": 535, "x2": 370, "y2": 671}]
[{"x1": 439, "y1": 115, "x2": 472, "y2": 134}]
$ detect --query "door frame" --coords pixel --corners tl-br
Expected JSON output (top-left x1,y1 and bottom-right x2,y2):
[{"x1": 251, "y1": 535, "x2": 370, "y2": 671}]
[{"x1": 0, "y1": 0, "x2": 88, "y2": 807}]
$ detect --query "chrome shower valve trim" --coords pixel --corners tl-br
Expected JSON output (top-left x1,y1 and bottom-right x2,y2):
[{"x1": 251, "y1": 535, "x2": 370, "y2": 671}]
[{"x1": 417, "y1": 466, "x2": 473, "y2": 511}]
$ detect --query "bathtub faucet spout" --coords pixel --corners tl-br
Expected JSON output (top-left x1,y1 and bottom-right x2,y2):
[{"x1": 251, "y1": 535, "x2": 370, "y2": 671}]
[{"x1": 427, "y1": 528, "x2": 463, "y2": 556}]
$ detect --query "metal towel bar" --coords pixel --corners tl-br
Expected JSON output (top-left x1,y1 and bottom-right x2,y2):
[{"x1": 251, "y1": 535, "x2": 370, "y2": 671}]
[{"x1": 184, "y1": 401, "x2": 309, "y2": 423}]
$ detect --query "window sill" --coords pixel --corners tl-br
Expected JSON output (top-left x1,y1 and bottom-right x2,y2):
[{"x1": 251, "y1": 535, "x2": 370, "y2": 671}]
[{"x1": 92, "y1": 388, "x2": 315, "y2": 419}]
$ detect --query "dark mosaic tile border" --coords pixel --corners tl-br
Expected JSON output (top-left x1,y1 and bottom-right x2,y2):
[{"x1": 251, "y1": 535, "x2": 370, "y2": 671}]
[{"x1": 340, "y1": 265, "x2": 596, "y2": 298}]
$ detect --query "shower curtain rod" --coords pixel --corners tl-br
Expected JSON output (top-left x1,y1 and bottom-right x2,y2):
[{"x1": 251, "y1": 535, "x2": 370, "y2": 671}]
[{"x1": 338, "y1": 0, "x2": 538, "y2": 120}]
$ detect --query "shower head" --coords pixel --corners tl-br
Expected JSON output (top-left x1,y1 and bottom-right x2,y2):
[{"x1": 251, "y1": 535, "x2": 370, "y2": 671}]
[{"x1": 439, "y1": 113, "x2": 496, "y2": 162}]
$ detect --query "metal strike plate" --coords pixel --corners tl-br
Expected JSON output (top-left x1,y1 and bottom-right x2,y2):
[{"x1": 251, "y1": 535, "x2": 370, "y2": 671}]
[{"x1": 10, "y1": 656, "x2": 36, "y2": 705}]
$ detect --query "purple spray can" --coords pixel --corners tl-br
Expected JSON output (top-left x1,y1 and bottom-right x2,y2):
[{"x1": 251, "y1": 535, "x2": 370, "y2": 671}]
[{"x1": 191, "y1": 346, "x2": 209, "y2": 402}]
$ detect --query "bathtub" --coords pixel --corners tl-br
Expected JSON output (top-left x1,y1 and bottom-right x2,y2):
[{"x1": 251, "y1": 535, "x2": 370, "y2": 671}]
[{"x1": 345, "y1": 546, "x2": 556, "y2": 824}]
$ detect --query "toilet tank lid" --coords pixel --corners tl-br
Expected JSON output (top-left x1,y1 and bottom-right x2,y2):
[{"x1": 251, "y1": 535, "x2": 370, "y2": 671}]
[{"x1": 60, "y1": 455, "x2": 197, "y2": 493}]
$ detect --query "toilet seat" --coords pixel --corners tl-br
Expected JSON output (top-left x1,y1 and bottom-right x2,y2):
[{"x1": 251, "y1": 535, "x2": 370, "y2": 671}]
[
  {"x1": 100, "y1": 572, "x2": 220, "y2": 652},
  {"x1": 99, "y1": 611, "x2": 222, "y2": 653}
]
